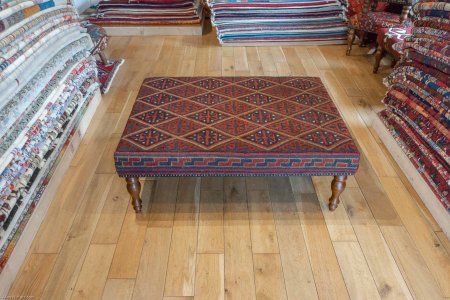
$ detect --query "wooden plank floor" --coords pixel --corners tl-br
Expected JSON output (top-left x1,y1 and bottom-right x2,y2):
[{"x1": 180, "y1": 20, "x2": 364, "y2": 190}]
[{"x1": 8, "y1": 22, "x2": 450, "y2": 299}]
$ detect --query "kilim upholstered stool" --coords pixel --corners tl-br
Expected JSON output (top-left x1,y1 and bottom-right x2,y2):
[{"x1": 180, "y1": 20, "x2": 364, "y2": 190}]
[{"x1": 114, "y1": 77, "x2": 361, "y2": 212}]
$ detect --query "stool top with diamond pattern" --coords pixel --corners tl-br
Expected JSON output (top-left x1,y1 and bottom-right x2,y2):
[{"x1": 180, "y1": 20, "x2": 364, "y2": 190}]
[{"x1": 114, "y1": 77, "x2": 360, "y2": 177}]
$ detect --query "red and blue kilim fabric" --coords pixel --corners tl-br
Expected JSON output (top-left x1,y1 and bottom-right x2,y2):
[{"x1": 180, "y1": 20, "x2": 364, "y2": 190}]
[{"x1": 114, "y1": 77, "x2": 360, "y2": 177}]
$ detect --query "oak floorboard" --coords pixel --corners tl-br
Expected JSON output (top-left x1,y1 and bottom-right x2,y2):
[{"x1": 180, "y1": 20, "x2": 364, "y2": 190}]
[
  {"x1": 381, "y1": 226, "x2": 443, "y2": 299},
  {"x1": 334, "y1": 242, "x2": 381, "y2": 300},
  {"x1": 72, "y1": 244, "x2": 116, "y2": 300},
  {"x1": 341, "y1": 187, "x2": 413, "y2": 299},
  {"x1": 253, "y1": 254, "x2": 287, "y2": 300},
  {"x1": 198, "y1": 189, "x2": 224, "y2": 254},
  {"x1": 164, "y1": 178, "x2": 200, "y2": 297},
  {"x1": 311, "y1": 176, "x2": 357, "y2": 242},
  {"x1": 40, "y1": 174, "x2": 114, "y2": 299},
  {"x1": 194, "y1": 254, "x2": 225, "y2": 300},
  {"x1": 102, "y1": 279, "x2": 135, "y2": 300},
  {"x1": 436, "y1": 231, "x2": 450, "y2": 255},
  {"x1": 247, "y1": 188, "x2": 280, "y2": 254},
  {"x1": 270, "y1": 177, "x2": 318, "y2": 300},
  {"x1": 8, "y1": 33, "x2": 450, "y2": 300},
  {"x1": 223, "y1": 178, "x2": 256, "y2": 300},
  {"x1": 133, "y1": 179, "x2": 179, "y2": 300},
  {"x1": 381, "y1": 178, "x2": 450, "y2": 297},
  {"x1": 8, "y1": 254, "x2": 57, "y2": 299},
  {"x1": 294, "y1": 185, "x2": 349, "y2": 300},
  {"x1": 91, "y1": 176, "x2": 130, "y2": 244},
  {"x1": 108, "y1": 180, "x2": 154, "y2": 279}
]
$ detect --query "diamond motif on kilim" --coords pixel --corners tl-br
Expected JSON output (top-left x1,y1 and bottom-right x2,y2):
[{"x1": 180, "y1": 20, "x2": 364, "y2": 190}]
[
  {"x1": 214, "y1": 85, "x2": 254, "y2": 98},
  {"x1": 237, "y1": 93, "x2": 278, "y2": 105},
  {"x1": 263, "y1": 85, "x2": 303, "y2": 98},
  {"x1": 299, "y1": 130, "x2": 348, "y2": 147},
  {"x1": 136, "y1": 85, "x2": 159, "y2": 97},
  {"x1": 266, "y1": 119, "x2": 315, "y2": 136},
  {"x1": 309, "y1": 87, "x2": 333, "y2": 98},
  {"x1": 263, "y1": 101, "x2": 306, "y2": 116},
  {"x1": 161, "y1": 99, "x2": 205, "y2": 115},
  {"x1": 122, "y1": 118, "x2": 149, "y2": 135},
  {"x1": 212, "y1": 118, "x2": 259, "y2": 136},
  {"x1": 243, "y1": 109, "x2": 283, "y2": 124},
  {"x1": 237, "y1": 78, "x2": 275, "y2": 90},
  {"x1": 293, "y1": 109, "x2": 337, "y2": 125},
  {"x1": 165, "y1": 85, "x2": 206, "y2": 98},
  {"x1": 133, "y1": 109, "x2": 175, "y2": 125},
  {"x1": 325, "y1": 120, "x2": 351, "y2": 136},
  {"x1": 284, "y1": 78, "x2": 320, "y2": 90},
  {"x1": 187, "y1": 109, "x2": 230, "y2": 124},
  {"x1": 288, "y1": 93, "x2": 328, "y2": 106},
  {"x1": 275, "y1": 140, "x2": 322, "y2": 152},
  {"x1": 139, "y1": 92, "x2": 179, "y2": 106},
  {"x1": 244, "y1": 129, "x2": 288, "y2": 147},
  {"x1": 126, "y1": 129, "x2": 172, "y2": 147},
  {"x1": 155, "y1": 118, "x2": 203, "y2": 135},
  {"x1": 186, "y1": 129, "x2": 231, "y2": 147},
  {"x1": 213, "y1": 100, "x2": 256, "y2": 115},
  {"x1": 191, "y1": 78, "x2": 230, "y2": 90},
  {"x1": 316, "y1": 102, "x2": 340, "y2": 115},
  {"x1": 144, "y1": 78, "x2": 183, "y2": 89},
  {"x1": 190, "y1": 93, "x2": 228, "y2": 105},
  {"x1": 131, "y1": 101, "x2": 155, "y2": 114},
  {"x1": 169, "y1": 77, "x2": 201, "y2": 83},
  {"x1": 212, "y1": 140, "x2": 265, "y2": 152}
]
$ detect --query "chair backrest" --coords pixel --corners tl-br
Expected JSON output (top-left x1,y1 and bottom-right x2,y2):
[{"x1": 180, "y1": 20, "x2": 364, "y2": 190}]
[{"x1": 362, "y1": 0, "x2": 413, "y2": 22}]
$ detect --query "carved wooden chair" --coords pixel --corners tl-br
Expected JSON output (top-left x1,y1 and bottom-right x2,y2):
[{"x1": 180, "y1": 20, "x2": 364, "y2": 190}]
[{"x1": 346, "y1": 0, "x2": 413, "y2": 55}]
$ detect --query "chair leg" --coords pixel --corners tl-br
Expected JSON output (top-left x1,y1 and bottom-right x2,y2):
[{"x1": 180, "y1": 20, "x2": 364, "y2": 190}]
[
  {"x1": 391, "y1": 59, "x2": 397, "y2": 68},
  {"x1": 99, "y1": 51, "x2": 109, "y2": 64},
  {"x1": 359, "y1": 31, "x2": 366, "y2": 47},
  {"x1": 346, "y1": 28, "x2": 356, "y2": 56},
  {"x1": 373, "y1": 45, "x2": 385, "y2": 73}
]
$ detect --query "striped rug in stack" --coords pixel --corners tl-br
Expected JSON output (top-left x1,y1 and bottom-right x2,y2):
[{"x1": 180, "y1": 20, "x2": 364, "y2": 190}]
[
  {"x1": 0, "y1": 1, "x2": 99, "y2": 271},
  {"x1": 88, "y1": 0, "x2": 203, "y2": 26},
  {"x1": 208, "y1": 0, "x2": 348, "y2": 45},
  {"x1": 379, "y1": 0, "x2": 449, "y2": 213}
]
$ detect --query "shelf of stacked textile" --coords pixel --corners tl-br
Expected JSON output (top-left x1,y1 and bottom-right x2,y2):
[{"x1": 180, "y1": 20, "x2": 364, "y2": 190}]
[
  {"x1": 208, "y1": 0, "x2": 348, "y2": 45},
  {"x1": 0, "y1": 0, "x2": 101, "y2": 279},
  {"x1": 87, "y1": 0, "x2": 204, "y2": 36},
  {"x1": 375, "y1": 0, "x2": 449, "y2": 237}
]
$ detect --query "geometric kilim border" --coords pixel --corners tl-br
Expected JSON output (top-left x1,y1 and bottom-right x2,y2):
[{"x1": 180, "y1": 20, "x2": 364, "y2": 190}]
[{"x1": 115, "y1": 154, "x2": 360, "y2": 177}]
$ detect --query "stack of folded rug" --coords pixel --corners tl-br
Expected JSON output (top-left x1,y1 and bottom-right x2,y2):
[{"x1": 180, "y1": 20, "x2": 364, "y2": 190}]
[
  {"x1": 379, "y1": 0, "x2": 449, "y2": 212},
  {"x1": 88, "y1": 0, "x2": 203, "y2": 26},
  {"x1": 0, "y1": 1, "x2": 99, "y2": 271},
  {"x1": 208, "y1": 0, "x2": 348, "y2": 45}
]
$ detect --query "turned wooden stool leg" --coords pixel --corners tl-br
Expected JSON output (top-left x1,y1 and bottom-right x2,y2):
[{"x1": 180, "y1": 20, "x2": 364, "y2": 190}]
[
  {"x1": 346, "y1": 28, "x2": 356, "y2": 55},
  {"x1": 329, "y1": 175, "x2": 347, "y2": 211},
  {"x1": 126, "y1": 177, "x2": 142, "y2": 213}
]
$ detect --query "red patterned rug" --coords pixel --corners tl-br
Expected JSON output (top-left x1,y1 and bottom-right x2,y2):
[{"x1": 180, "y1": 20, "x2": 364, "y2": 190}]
[
  {"x1": 114, "y1": 77, "x2": 360, "y2": 177},
  {"x1": 96, "y1": 59, "x2": 124, "y2": 93}
]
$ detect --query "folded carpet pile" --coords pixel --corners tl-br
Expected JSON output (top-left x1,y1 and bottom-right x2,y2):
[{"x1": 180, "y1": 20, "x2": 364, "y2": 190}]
[
  {"x1": 208, "y1": 0, "x2": 348, "y2": 45},
  {"x1": 0, "y1": 1, "x2": 99, "y2": 271},
  {"x1": 97, "y1": 58, "x2": 124, "y2": 93},
  {"x1": 378, "y1": 0, "x2": 449, "y2": 212},
  {"x1": 88, "y1": 0, "x2": 203, "y2": 26}
]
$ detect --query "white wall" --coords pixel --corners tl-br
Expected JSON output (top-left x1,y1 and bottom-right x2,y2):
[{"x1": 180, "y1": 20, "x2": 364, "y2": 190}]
[{"x1": 72, "y1": 0, "x2": 100, "y2": 13}]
